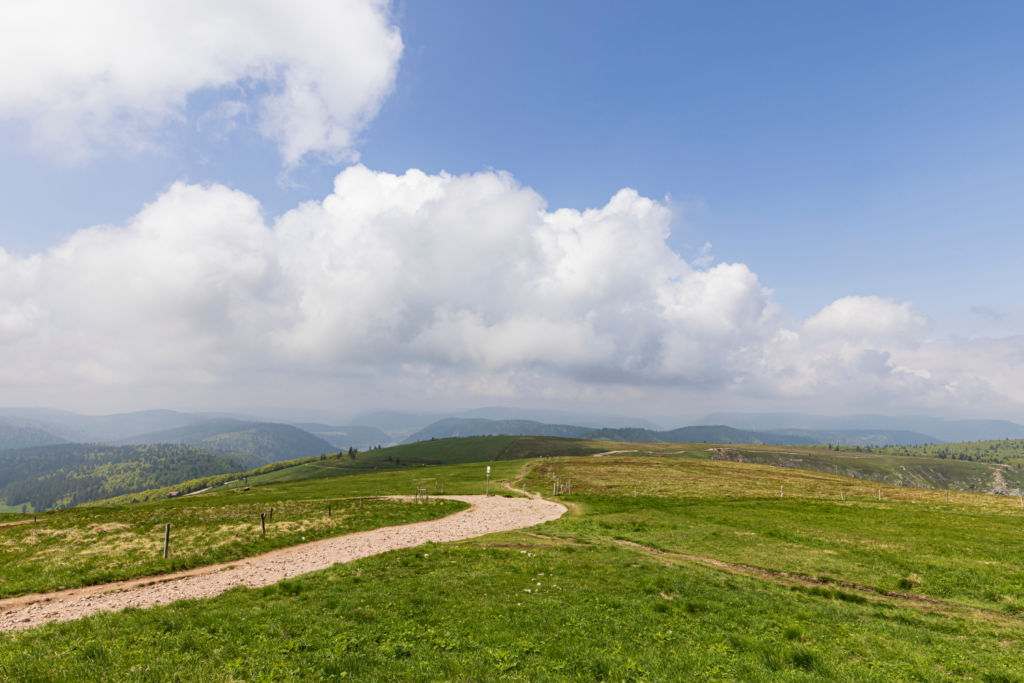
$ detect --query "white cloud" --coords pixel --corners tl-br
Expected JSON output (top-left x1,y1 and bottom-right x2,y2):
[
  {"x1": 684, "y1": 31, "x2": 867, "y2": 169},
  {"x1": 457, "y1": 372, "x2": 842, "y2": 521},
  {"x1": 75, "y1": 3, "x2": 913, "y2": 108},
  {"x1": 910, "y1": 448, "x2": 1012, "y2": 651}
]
[
  {"x1": 1, "y1": 165, "x2": 1023, "y2": 417},
  {"x1": 0, "y1": 0, "x2": 402, "y2": 165}
]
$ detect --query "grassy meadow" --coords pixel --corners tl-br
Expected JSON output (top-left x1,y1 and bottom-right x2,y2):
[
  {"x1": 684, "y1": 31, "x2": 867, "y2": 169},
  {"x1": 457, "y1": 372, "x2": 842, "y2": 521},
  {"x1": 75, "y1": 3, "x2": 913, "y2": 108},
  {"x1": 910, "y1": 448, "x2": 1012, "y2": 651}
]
[
  {"x1": 0, "y1": 478, "x2": 468, "y2": 598},
  {"x1": 3, "y1": 447, "x2": 1024, "y2": 680}
]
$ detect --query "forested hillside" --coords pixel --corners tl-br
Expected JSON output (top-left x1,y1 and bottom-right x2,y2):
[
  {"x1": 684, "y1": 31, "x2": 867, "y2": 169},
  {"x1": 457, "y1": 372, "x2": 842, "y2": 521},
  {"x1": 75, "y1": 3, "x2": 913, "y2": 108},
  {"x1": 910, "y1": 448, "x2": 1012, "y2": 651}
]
[
  {"x1": 114, "y1": 419, "x2": 334, "y2": 462},
  {"x1": 0, "y1": 444, "x2": 265, "y2": 511},
  {"x1": 0, "y1": 418, "x2": 67, "y2": 450},
  {"x1": 866, "y1": 438, "x2": 1024, "y2": 463}
]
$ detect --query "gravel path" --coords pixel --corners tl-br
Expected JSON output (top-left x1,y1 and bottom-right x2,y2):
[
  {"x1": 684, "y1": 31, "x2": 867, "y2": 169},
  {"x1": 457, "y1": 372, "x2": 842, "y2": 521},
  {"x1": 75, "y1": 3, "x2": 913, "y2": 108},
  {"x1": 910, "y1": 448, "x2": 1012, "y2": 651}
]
[{"x1": 0, "y1": 495, "x2": 565, "y2": 632}]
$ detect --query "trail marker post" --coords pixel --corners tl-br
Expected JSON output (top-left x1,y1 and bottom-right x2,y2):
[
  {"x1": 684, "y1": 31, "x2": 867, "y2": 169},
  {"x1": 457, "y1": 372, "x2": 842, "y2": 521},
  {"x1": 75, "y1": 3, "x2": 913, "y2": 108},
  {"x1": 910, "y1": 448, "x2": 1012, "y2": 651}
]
[
  {"x1": 878, "y1": 489, "x2": 881, "y2": 501},
  {"x1": 163, "y1": 523, "x2": 171, "y2": 559},
  {"x1": 840, "y1": 489, "x2": 844, "y2": 501},
  {"x1": 781, "y1": 485, "x2": 784, "y2": 498},
  {"x1": 486, "y1": 466, "x2": 491, "y2": 495}
]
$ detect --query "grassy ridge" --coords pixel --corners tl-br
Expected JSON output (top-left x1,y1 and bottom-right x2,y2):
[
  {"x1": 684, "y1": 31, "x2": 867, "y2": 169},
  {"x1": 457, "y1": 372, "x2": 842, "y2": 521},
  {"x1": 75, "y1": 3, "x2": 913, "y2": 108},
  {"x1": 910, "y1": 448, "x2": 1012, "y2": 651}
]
[
  {"x1": 162, "y1": 436, "x2": 1024, "y2": 500},
  {"x1": 3, "y1": 454, "x2": 1023, "y2": 680}
]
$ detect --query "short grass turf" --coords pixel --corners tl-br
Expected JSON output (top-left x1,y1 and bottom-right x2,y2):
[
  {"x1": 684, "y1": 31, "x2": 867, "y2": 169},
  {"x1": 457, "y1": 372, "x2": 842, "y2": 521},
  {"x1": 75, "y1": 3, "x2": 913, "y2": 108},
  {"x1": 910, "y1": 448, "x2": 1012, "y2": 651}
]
[{"x1": 3, "y1": 536, "x2": 1022, "y2": 682}]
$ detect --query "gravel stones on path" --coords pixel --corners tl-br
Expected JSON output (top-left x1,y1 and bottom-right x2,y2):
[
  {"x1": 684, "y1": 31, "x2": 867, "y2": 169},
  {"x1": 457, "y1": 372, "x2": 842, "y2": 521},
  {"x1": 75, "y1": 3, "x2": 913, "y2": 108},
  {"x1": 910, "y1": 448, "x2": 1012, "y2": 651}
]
[{"x1": 0, "y1": 495, "x2": 565, "y2": 632}]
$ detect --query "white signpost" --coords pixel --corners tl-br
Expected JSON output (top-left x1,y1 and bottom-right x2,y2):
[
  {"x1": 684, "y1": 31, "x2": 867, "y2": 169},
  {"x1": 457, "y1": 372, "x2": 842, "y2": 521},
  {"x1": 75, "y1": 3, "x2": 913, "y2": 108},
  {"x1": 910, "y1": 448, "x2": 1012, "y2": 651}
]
[{"x1": 486, "y1": 466, "x2": 491, "y2": 495}]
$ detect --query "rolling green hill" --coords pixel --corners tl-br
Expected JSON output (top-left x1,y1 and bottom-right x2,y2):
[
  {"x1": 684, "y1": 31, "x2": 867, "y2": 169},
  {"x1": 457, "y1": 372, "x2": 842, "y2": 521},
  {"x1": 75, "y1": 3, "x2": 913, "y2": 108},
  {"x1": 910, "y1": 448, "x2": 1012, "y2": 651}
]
[
  {"x1": 0, "y1": 444, "x2": 266, "y2": 511},
  {"x1": 114, "y1": 419, "x2": 334, "y2": 462}
]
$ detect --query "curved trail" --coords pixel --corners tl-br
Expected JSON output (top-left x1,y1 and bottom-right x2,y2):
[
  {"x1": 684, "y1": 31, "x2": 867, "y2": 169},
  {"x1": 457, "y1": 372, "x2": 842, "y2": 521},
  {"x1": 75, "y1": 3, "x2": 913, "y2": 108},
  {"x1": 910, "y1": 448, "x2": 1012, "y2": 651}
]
[{"x1": 0, "y1": 495, "x2": 565, "y2": 632}]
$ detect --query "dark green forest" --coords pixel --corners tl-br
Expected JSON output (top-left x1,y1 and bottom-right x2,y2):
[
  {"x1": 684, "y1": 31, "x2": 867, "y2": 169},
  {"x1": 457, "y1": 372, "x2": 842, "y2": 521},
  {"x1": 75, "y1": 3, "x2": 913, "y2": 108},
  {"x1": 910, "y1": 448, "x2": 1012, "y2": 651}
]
[{"x1": 0, "y1": 444, "x2": 266, "y2": 511}]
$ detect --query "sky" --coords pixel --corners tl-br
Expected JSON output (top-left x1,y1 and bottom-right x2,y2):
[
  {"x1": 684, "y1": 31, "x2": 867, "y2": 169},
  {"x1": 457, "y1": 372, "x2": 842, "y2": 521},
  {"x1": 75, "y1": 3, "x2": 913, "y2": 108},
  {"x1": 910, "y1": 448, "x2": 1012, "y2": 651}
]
[{"x1": 0, "y1": 0, "x2": 1023, "y2": 422}]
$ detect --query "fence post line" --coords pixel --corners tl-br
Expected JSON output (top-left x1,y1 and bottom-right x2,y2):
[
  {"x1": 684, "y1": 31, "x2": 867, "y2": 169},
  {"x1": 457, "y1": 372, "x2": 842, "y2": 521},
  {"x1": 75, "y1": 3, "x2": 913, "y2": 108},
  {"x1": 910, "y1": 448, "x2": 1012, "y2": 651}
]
[{"x1": 163, "y1": 523, "x2": 171, "y2": 559}]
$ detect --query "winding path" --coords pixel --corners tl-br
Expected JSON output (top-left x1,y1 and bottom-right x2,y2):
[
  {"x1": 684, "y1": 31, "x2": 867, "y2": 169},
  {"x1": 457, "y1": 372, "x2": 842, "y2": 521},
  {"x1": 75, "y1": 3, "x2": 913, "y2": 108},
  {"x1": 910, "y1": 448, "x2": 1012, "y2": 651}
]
[{"x1": 0, "y1": 495, "x2": 565, "y2": 632}]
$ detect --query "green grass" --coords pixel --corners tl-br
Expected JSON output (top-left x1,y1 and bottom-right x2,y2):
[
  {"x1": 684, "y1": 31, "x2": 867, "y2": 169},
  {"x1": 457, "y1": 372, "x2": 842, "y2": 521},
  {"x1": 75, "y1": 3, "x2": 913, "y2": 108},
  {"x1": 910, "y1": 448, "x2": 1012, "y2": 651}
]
[
  {"x1": 0, "y1": 482, "x2": 468, "y2": 598},
  {"x1": 3, "y1": 530, "x2": 1021, "y2": 681},
  {"x1": 0, "y1": 458, "x2": 531, "y2": 598},
  {"x1": 0, "y1": 502, "x2": 34, "y2": 514},
  {"x1": 5, "y1": 454, "x2": 1024, "y2": 681},
  {"x1": 222, "y1": 456, "x2": 530, "y2": 493}
]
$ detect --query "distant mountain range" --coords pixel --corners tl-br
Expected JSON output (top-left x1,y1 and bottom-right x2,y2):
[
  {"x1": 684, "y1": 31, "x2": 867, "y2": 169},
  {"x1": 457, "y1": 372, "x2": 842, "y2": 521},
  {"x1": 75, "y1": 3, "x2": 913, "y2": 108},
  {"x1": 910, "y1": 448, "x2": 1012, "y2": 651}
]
[
  {"x1": 291, "y1": 423, "x2": 391, "y2": 450},
  {"x1": 112, "y1": 419, "x2": 334, "y2": 462},
  {"x1": 403, "y1": 418, "x2": 593, "y2": 443},
  {"x1": 397, "y1": 417, "x2": 943, "y2": 447},
  {"x1": 700, "y1": 413, "x2": 1024, "y2": 443},
  {"x1": 348, "y1": 407, "x2": 661, "y2": 441},
  {"x1": 580, "y1": 426, "x2": 940, "y2": 447}
]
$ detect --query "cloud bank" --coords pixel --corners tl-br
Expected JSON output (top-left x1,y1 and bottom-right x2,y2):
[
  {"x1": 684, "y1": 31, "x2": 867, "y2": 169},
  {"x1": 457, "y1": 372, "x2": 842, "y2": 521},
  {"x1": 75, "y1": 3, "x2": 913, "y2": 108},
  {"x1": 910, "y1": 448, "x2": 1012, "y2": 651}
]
[
  {"x1": 1, "y1": 165, "x2": 1022, "y2": 416},
  {"x1": 0, "y1": 0, "x2": 402, "y2": 165}
]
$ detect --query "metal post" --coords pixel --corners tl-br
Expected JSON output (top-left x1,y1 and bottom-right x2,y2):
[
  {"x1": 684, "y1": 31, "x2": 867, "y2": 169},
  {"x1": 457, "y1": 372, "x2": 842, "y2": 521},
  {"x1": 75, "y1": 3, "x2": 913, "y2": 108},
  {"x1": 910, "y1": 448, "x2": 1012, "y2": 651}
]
[{"x1": 163, "y1": 523, "x2": 170, "y2": 558}]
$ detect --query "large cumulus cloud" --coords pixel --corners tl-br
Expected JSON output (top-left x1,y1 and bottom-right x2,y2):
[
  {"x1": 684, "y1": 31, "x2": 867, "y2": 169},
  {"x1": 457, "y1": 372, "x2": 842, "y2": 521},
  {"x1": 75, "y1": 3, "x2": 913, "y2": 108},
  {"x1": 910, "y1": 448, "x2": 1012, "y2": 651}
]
[
  {"x1": 0, "y1": 0, "x2": 402, "y2": 165},
  {"x1": 1, "y1": 165, "x2": 1022, "y2": 415}
]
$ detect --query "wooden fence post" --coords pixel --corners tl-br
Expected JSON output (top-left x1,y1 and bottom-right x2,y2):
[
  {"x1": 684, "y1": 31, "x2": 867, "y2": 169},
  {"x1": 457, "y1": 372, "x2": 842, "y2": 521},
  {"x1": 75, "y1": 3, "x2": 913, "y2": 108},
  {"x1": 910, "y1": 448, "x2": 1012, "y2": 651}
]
[
  {"x1": 328, "y1": 500, "x2": 331, "y2": 518},
  {"x1": 878, "y1": 489, "x2": 881, "y2": 501},
  {"x1": 840, "y1": 489, "x2": 844, "y2": 501},
  {"x1": 260, "y1": 513, "x2": 266, "y2": 536},
  {"x1": 780, "y1": 485, "x2": 784, "y2": 498},
  {"x1": 163, "y1": 523, "x2": 171, "y2": 558},
  {"x1": 269, "y1": 507, "x2": 274, "y2": 524}
]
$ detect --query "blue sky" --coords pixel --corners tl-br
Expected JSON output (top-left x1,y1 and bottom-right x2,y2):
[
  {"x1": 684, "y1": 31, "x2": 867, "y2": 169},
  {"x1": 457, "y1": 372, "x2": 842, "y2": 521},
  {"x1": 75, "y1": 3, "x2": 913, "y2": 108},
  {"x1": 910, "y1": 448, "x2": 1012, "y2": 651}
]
[{"x1": 0, "y1": 1, "x2": 1022, "y2": 419}]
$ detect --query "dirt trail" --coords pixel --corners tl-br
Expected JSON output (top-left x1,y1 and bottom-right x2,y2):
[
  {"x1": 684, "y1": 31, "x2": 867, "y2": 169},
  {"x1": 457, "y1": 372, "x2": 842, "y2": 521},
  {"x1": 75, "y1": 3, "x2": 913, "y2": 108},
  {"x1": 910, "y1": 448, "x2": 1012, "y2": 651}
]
[{"x1": 0, "y1": 495, "x2": 565, "y2": 632}]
